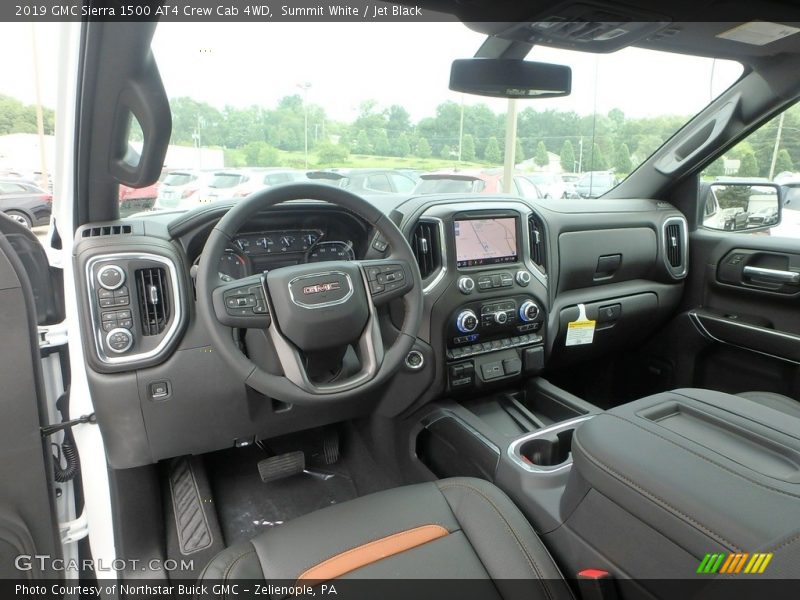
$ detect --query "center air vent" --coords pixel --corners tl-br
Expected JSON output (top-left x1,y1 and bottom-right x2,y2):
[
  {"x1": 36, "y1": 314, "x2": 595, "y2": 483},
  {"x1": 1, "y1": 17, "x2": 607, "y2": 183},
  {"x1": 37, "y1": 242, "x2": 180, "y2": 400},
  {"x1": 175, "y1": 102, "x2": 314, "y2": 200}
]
[
  {"x1": 528, "y1": 214, "x2": 547, "y2": 274},
  {"x1": 136, "y1": 267, "x2": 170, "y2": 335},
  {"x1": 663, "y1": 217, "x2": 688, "y2": 278},
  {"x1": 411, "y1": 220, "x2": 442, "y2": 280}
]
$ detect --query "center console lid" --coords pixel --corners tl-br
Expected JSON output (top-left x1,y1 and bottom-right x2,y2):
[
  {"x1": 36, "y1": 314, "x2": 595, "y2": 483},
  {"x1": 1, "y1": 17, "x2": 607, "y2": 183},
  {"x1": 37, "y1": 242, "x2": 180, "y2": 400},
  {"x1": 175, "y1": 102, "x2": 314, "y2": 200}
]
[{"x1": 555, "y1": 388, "x2": 800, "y2": 582}]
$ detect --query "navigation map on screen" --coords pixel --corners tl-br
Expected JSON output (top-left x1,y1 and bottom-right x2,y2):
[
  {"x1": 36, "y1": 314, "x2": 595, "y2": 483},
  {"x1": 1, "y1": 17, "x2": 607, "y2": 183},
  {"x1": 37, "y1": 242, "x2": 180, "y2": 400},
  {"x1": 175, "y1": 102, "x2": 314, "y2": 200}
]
[{"x1": 454, "y1": 218, "x2": 518, "y2": 267}]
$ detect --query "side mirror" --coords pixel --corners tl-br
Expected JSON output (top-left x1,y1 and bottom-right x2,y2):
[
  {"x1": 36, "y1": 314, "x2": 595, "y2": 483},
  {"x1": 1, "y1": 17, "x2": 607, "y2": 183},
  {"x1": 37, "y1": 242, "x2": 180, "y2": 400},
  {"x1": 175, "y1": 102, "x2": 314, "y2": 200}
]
[
  {"x1": 449, "y1": 59, "x2": 571, "y2": 99},
  {"x1": 703, "y1": 182, "x2": 782, "y2": 232}
]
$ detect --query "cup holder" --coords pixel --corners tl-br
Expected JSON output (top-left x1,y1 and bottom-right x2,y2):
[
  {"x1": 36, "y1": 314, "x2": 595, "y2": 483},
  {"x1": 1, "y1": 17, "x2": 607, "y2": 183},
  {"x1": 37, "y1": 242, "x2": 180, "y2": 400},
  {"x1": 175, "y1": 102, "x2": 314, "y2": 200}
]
[
  {"x1": 509, "y1": 416, "x2": 592, "y2": 472},
  {"x1": 520, "y1": 429, "x2": 574, "y2": 467}
]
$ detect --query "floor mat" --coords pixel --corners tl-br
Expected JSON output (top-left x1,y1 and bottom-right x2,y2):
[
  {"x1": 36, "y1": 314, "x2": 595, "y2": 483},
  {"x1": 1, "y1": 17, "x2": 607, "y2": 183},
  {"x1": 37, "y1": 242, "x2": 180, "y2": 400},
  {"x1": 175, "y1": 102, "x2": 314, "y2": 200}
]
[{"x1": 204, "y1": 443, "x2": 359, "y2": 546}]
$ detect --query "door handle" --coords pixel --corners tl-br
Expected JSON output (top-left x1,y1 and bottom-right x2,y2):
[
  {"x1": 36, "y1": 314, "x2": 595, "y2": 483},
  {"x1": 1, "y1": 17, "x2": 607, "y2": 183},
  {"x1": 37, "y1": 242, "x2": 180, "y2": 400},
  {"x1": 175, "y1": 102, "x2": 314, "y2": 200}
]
[{"x1": 742, "y1": 266, "x2": 800, "y2": 285}]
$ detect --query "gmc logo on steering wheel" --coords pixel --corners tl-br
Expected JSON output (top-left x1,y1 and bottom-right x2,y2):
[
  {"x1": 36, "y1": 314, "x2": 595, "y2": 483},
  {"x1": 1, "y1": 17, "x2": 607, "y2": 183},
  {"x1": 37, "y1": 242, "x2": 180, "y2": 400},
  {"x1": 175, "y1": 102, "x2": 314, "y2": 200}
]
[{"x1": 302, "y1": 282, "x2": 341, "y2": 295}]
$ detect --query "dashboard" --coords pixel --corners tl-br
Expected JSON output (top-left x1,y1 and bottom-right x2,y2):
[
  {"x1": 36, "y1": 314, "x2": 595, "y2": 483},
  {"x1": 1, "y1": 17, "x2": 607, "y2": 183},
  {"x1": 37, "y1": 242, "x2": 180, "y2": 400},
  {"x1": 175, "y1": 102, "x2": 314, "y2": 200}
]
[{"x1": 73, "y1": 194, "x2": 690, "y2": 469}]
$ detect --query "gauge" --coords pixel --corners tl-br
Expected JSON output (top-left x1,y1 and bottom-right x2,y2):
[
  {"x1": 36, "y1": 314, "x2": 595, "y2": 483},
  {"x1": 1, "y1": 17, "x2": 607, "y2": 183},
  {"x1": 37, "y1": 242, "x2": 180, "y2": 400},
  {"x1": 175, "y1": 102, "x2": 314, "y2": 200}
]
[
  {"x1": 194, "y1": 249, "x2": 249, "y2": 282},
  {"x1": 235, "y1": 238, "x2": 250, "y2": 253},
  {"x1": 302, "y1": 232, "x2": 319, "y2": 247},
  {"x1": 280, "y1": 235, "x2": 295, "y2": 250},
  {"x1": 256, "y1": 236, "x2": 274, "y2": 252},
  {"x1": 306, "y1": 241, "x2": 355, "y2": 263},
  {"x1": 218, "y1": 250, "x2": 249, "y2": 281}
]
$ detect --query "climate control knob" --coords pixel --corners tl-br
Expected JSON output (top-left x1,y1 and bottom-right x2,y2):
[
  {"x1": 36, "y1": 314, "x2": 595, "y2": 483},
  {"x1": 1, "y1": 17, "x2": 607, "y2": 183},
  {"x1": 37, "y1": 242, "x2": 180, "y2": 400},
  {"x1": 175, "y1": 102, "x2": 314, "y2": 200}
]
[
  {"x1": 456, "y1": 309, "x2": 479, "y2": 333},
  {"x1": 492, "y1": 311, "x2": 508, "y2": 325},
  {"x1": 519, "y1": 300, "x2": 540, "y2": 322},
  {"x1": 457, "y1": 276, "x2": 476, "y2": 294}
]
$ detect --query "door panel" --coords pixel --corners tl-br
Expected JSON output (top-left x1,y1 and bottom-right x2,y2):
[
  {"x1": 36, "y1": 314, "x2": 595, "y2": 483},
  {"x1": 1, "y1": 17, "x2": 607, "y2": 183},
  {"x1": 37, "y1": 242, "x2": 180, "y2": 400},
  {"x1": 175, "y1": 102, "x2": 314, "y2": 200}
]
[{"x1": 684, "y1": 229, "x2": 800, "y2": 397}]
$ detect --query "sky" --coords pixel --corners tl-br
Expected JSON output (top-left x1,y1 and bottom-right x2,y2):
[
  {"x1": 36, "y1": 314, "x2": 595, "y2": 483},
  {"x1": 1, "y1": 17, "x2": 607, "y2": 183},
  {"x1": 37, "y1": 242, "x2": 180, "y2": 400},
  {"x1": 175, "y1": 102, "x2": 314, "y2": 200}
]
[{"x1": 0, "y1": 21, "x2": 743, "y2": 123}]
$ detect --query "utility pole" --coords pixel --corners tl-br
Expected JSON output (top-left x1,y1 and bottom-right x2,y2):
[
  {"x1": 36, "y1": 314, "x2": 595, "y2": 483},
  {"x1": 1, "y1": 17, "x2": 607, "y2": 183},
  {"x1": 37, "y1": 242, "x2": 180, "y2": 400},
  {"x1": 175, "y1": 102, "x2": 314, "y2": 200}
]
[
  {"x1": 769, "y1": 111, "x2": 786, "y2": 180},
  {"x1": 503, "y1": 98, "x2": 518, "y2": 193},
  {"x1": 578, "y1": 137, "x2": 584, "y2": 173},
  {"x1": 297, "y1": 82, "x2": 312, "y2": 169},
  {"x1": 30, "y1": 24, "x2": 50, "y2": 192},
  {"x1": 457, "y1": 95, "x2": 465, "y2": 163}
]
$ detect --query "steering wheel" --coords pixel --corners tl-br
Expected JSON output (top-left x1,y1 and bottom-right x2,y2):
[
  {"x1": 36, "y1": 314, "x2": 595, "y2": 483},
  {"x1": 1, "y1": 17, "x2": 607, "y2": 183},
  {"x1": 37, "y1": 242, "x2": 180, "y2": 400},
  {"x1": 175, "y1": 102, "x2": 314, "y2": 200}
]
[{"x1": 196, "y1": 183, "x2": 424, "y2": 404}]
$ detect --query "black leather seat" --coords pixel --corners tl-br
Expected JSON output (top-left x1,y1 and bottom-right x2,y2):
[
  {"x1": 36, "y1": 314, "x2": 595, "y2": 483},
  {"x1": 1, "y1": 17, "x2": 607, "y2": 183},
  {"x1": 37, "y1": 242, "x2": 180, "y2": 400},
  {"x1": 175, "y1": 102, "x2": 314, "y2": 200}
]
[
  {"x1": 200, "y1": 477, "x2": 573, "y2": 599},
  {"x1": 738, "y1": 391, "x2": 800, "y2": 419}
]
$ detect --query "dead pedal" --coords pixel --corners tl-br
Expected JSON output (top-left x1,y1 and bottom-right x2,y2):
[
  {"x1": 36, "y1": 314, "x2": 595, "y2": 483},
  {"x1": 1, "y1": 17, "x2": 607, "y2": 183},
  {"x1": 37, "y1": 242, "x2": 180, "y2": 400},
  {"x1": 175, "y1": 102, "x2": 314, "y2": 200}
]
[{"x1": 258, "y1": 450, "x2": 305, "y2": 483}]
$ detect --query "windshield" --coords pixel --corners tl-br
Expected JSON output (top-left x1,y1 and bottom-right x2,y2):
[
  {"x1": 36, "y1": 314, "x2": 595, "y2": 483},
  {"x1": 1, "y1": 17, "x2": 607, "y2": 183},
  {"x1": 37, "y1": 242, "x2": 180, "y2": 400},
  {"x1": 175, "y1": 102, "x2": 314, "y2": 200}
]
[{"x1": 134, "y1": 23, "x2": 741, "y2": 210}]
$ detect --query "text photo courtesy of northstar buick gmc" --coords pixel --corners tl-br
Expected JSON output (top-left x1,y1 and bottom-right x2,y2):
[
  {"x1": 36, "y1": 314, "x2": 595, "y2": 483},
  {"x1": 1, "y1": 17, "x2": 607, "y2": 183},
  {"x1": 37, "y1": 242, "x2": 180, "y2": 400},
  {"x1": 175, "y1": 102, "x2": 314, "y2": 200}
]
[{"x1": 2, "y1": 3, "x2": 800, "y2": 599}]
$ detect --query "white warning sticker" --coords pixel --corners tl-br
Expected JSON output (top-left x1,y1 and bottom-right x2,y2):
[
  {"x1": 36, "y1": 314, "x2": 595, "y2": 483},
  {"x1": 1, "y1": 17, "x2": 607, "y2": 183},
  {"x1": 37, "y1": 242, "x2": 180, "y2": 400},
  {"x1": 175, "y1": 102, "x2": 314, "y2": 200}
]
[
  {"x1": 717, "y1": 22, "x2": 800, "y2": 46},
  {"x1": 565, "y1": 303, "x2": 596, "y2": 347}
]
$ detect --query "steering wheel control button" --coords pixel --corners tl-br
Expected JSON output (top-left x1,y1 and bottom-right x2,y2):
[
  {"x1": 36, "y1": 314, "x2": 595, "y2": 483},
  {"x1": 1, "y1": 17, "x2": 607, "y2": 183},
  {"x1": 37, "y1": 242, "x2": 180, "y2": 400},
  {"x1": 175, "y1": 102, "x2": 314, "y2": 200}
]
[
  {"x1": 516, "y1": 270, "x2": 532, "y2": 286},
  {"x1": 519, "y1": 300, "x2": 540, "y2": 322},
  {"x1": 457, "y1": 276, "x2": 476, "y2": 294},
  {"x1": 404, "y1": 350, "x2": 424, "y2": 370},
  {"x1": 97, "y1": 264, "x2": 126, "y2": 290},
  {"x1": 371, "y1": 237, "x2": 389, "y2": 253},
  {"x1": 106, "y1": 328, "x2": 134, "y2": 354},
  {"x1": 456, "y1": 310, "x2": 479, "y2": 333}
]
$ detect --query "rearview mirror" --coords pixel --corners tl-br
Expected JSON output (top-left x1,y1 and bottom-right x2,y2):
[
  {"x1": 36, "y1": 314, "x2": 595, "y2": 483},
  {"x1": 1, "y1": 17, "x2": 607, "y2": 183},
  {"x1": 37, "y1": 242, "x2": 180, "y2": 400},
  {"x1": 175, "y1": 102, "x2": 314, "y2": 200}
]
[
  {"x1": 449, "y1": 59, "x2": 571, "y2": 99},
  {"x1": 703, "y1": 182, "x2": 782, "y2": 232}
]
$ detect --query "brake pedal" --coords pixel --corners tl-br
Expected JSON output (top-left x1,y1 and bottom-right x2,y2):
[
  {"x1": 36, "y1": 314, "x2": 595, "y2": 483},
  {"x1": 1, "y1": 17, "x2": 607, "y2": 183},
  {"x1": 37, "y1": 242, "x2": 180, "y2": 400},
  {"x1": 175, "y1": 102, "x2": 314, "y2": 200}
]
[{"x1": 258, "y1": 451, "x2": 305, "y2": 483}]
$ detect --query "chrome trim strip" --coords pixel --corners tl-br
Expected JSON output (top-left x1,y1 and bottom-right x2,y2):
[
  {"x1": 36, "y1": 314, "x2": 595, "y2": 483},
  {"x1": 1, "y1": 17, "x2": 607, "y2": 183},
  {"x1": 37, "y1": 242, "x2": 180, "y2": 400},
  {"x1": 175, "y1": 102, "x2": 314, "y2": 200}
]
[
  {"x1": 287, "y1": 270, "x2": 354, "y2": 309},
  {"x1": 85, "y1": 253, "x2": 183, "y2": 366},
  {"x1": 662, "y1": 216, "x2": 689, "y2": 279},
  {"x1": 507, "y1": 415, "x2": 594, "y2": 473},
  {"x1": 419, "y1": 216, "x2": 447, "y2": 294},
  {"x1": 742, "y1": 266, "x2": 800, "y2": 285}
]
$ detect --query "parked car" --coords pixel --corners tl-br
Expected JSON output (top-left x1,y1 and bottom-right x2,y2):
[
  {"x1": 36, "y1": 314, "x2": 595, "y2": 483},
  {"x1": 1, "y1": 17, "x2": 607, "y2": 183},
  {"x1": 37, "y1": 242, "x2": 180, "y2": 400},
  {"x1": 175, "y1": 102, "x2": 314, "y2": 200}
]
[
  {"x1": 575, "y1": 170, "x2": 618, "y2": 198},
  {"x1": 119, "y1": 180, "x2": 160, "y2": 217},
  {"x1": 512, "y1": 175, "x2": 546, "y2": 200},
  {"x1": 152, "y1": 169, "x2": 214, "y2": 211},
  {"x1": 560, "y1": 172, "x2": 581, "y2": 198},
  {"x1": 523, "y1": 172, "x2": 567, "y2": 198},
  {"x1": 0, "y1": 178, "x2": 52, "y2": 228},
  {"x1": 414, "y1": 170, "x2": 504, "y2": 194},
  {"x1": 307, "y1": 169, "x2": 417, "y2": 194}
]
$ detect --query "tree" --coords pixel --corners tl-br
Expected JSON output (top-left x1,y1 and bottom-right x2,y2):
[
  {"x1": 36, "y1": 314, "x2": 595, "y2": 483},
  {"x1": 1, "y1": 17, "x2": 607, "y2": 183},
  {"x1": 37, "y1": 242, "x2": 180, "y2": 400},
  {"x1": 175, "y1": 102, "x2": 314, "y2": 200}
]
[
  {"x1": 484, "y1": 137, "x2": 502, "y2": 164},
  {"x1": 416, "y1": 137, "x2": 432, "y2": 159},
  {"x1": 534, "y1": 141, "x2": 549, "y2": 167},
  {"x1": 560, "y1": 140, "x2": 576, "y2": 172},
  {"x1": 440, "y1": 145, "x2": 452, "y2": 159},
  {"x1": 461, "y1": 134, "x2": 476, "y2": 162},
  {"x1": 393, "y1": 133, "x2": 411, "y2": 158},
  {"x1": 374, "y1": 130, "x2": 391, "y2": 156},
  {"x1": 354, "y1": 130, "x2": 371, "y2": 154},
  {"x1": 775, "y1": 149, "x2": 794, "y2": 175},
  {"x1": 316, "y1": 142, "x2": 350, "y2": 165},
  {"x1": 614, "y1": 143, "x2": 633, "y2": 174},
  {"x1": 242, "y1": 141, "x2": 280, "y2": 167},
  {"x1": 738, "y1": 152, "x2": 759, "y2": 177},
  {"x1": 589, "y1": 144, "x2": 608, "y2": 171},
  {"x1": 705, "y1": 158, "x2": 725, "y2": 177},
  {"x1": 516, "y1": 139, "x2": 525, "y2": 163}
]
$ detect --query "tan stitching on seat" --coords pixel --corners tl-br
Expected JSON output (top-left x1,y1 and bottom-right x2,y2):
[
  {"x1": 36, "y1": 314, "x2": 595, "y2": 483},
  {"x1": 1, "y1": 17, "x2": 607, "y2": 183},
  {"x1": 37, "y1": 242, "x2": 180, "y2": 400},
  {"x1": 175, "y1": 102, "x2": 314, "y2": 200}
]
[
  {"x1": 437, "y1": 482, "x2": 560, "y2": 600},
  {"x1": 221, "y1": 548, "x2": 256, "y2": 591},
  {"x1": 296, "y1": 524, "x2": 449, "y2": 584}
]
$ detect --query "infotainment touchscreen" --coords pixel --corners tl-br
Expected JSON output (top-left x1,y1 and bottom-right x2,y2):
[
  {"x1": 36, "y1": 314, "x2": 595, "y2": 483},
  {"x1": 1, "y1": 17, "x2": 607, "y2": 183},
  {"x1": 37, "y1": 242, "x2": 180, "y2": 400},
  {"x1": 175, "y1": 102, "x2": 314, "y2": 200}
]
[{"x1": 454, "y1": 217, "x2": 518, "y2": 267}]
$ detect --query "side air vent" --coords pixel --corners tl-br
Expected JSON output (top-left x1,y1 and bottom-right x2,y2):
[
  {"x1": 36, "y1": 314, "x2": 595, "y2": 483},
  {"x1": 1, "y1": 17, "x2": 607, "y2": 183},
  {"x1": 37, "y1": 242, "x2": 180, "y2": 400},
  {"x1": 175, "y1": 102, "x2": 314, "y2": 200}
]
[
  {"x1": 411, "y1": 220, "x2": 442, "y2": 280},
  {"x1": 81, "y1": 225, "x2": 132, "y2": 238},
  {"x1": 528, "y1": 214, "x2": 547, "y2": 274},
  {"x1": 136, "y1": 267, "x2": 170, "y2": 335},
  {"x1": 663, "y1": 217, "x2": 688, "y2": 278}
]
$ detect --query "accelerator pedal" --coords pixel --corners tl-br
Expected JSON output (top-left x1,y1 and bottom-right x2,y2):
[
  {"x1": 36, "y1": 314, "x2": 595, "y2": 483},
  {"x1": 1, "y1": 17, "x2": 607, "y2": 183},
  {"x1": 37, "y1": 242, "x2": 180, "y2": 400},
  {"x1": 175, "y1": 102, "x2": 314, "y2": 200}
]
[
  {"x1": 258, "y1": 450, "x2": 305, "y2": 483},
  {"x1": 322, "y1": 428, "x2": 340, "y2": 465}
]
